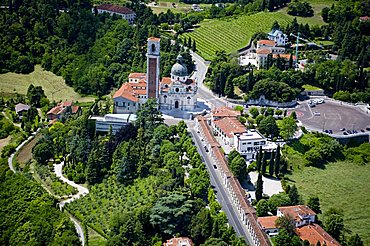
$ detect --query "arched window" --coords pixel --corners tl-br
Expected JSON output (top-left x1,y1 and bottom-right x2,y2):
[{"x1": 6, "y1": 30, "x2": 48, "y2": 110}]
[
  {"x1": 164, "y1": 95, "x2": 167, "y2": 103},
  {"x1": 187, "y1": 96, "x2": 191, "y2": 104},
  {"x1": 175, "y1": 88, "x2": 179, "y2": 93},
  {"x1": 151, "y1": 43, "x2": 156, "y2": 53}
]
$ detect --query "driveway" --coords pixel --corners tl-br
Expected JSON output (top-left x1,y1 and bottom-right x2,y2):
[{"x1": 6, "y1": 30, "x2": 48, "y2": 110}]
[{"x1": 248, "y1": 171, "x2": 283, "y2": 199}]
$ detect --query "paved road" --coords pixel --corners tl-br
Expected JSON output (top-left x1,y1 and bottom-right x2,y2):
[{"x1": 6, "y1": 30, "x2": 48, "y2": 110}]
[
  {"x1": 188, "y1": 122, "x2": 253, "y2": 245},
  {"x1": 54, "y1": 161, "x2": 89, "y2": 246},
  {"x1": 191, "y1": 52, "x2": 227, "y2": 109},
  {"x1": 8, "y1": 129, "x2": 39, "y2": 173}
]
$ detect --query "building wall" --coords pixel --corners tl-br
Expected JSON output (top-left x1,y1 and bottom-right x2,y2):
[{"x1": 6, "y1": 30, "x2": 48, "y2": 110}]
[
  {"x1": 234, "y1": 134, "x2": 266, "y2": 159},
  {"x1": 96, "y1": 9, "x2": 136, "y2": 24},
  {"x1": 159, "y1": 92, "x2": 197, "y2": 111},
  {"x1": 113, "y1": 97, "x2": 139, "y2": 114}
]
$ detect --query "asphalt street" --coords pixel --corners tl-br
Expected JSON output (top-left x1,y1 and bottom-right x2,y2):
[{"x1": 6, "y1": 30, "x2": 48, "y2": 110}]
[
  {"x1": 188, "y1": 122, "x2": 254, "y2": 245},
  {"x1": 191, "y1": 52, "x2": 227, "y2": 109}
]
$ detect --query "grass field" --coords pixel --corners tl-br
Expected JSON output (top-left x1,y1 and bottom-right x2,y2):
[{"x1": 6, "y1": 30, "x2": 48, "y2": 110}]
[
  {"x1": 284, "y1": 135, "x2": 370, "y2": 245},
  {"x1": 302, "y1": 84, "x2": 322, "y2": 91},
  {"x1": 0, "y1": 65, "x2": 95, "y2": 102},
  {"x1": 16, "y1": 134, "x2": 41, "y2": 169}
]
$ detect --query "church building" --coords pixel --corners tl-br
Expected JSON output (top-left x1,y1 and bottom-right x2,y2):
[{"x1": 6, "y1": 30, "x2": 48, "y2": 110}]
[{"x1": 113, "y1": 37, "x2": 197, "y2": 113}]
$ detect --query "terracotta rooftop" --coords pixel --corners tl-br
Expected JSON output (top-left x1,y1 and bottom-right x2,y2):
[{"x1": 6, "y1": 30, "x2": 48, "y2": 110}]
[
  {"x1": 256, "y1": 48, "x2": 272, "y2": 55},
  {"x1": 212, "y1": 107, "x2": 241, "y2": 118},
  {"x1": 278, "y1": 205, "x2": 316, "y2": 222},
  {"x1": 148, "y1": 37, "x2": 161, "y2": 42},
  {"x1": 214, "y1": 117, "x2": 246, "y2": 138},
  {"x1": 258, "y1": 216, "x2": 279, "y2": 229},
  {"x1": 295, "y1": 224, "x2": 341, "y2": 246},
  {"x1": 161, "y1": 77, "x2": 172, "y2": 85},
  {"x1": 272, "y1": 53, "x2": 296, "y2": 60},
  {"x1": 96, "y1": 4, "x2": 135, "y2": 14},
  {"x1": 71, "y1": 105, "x2": 80, "y2": 114},
  {"x1": 257, "y1": 40, "x2": 276, "y2": 46},
  {"x1": 163, "y1": 237, "x2": 194, "y2": 246},
  {"x1": 47, "y1": 105, "x2": 64, "y2": 115},
  {"x1": 128, "y1": 72, "x2": 146, "y2": 79},
  {"x1": 62, "y1": 101, "x2": 72, "y2": 107},
  {"x1": 113, "y1": 83, "x2": 139, "y2": 102},
  {"x1": 359, "y1": 16, "x2": 370, "y2": 21}
]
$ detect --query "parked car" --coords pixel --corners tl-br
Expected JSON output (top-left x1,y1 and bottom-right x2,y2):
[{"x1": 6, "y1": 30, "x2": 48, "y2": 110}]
[
  {"x1": 343, "y1": 132, "x2": 348, "y2": 135},
  {"x1": 213, "y1": 165, "x2": 217, "y2": 169},
  {"x1": 314, "y1": 111, "x2": 320, "y2": 116},
  {"x1": 328, "y1": 130, "x2": 333, "y2": 134},
  {"x1": 340, "y1": 128, "x2": 346, "y2": 131}
]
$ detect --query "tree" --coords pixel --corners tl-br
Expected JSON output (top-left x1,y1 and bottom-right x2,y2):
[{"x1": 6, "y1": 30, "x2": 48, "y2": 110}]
[
  {"x1": 27, "y1": 84, "x2": 46, "y2": 107},
  {"x1": 323, "y1": 208, "x2": 344, "y2": 241},
  {"x1": 191, "y1": 208, "x2": 212, "y2": 245},
  {"x1": 268, "y1": 193, "x2": 291, "y2": 212},
  {"x1": 280, "y1": 116, "x2": 298, "y2": 140},
  {"x1": 228, "y1": 149, "x2": 240, "y2": 166},
  {"x1": 256, "y1": 147, "x2": 262, "y2": 172},
  {"x1": 135, "y1": 99, "x2": 163, "y2": 135},
  {"x1": 307, "y1": 196, "x2": 321, "y2": 214},
  {"x1": 256, "y1": 199, "x2": 270, "y2": 216},
  {"x1": 249, "y1": 107, "x2": 259, "y2": 118},
  {"x1": 269, "y1": 152, "x2": 274, "y2": 176},
  {"x1": 255, "y1": 173, "x2": 263, "y2": 201},
  {"x1": 32, "y1": 143, "x2": 53, "y2": 165},
  {"x1": 230, "y1": 155, "x2": 247, "y2": 181},
  {"x1": 274, "y1": 145, "x2": 281, "y2": 177},
  {"x1": 150, "y1": 193, "x2": 194, "y2": 236},
  {"x1": 347, "y1": 234, "x2": 364, "y2": 246},
  {"x1": 259, "y1": 116, "x2": 279, "y2": 137},
  {"x1": 192, "y1": 40, "x2": 197, "y2": 52},
  {"x1": 288, "y1": 184, "x2": 300, "y2": 205},
  {"x1": 275, "y1": 215, "x2": 295, "y2": 235},
  {"x1": 261, "y1": 153, "x2": 267, "y2": 174},
  {"x1": 275, "y1": 229, "x2": 295, "y2": 246}
]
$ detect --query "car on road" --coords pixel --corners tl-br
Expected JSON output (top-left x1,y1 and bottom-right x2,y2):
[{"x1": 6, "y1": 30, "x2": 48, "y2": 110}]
[
  {"x1": 328, "y1": 130, "x2": 333, "y2": 134},
  {"x1": 343, "y1": 132, "x2": 348, "y2": 135},
  {"x1": 213, "y1": 165, "x2": 217, "y2": 169},
  {"x1": 361, "y1": 129, "x2": 365, "y2": 132},
  {"x1": 313, "y1": 111, "x2": 320, "y2": 116},
  {"x1": 204, "y1": 145, "x2": 209, "y2": 152},
  {"x1": 340, "y1": 128, "x2": 346, "y2": 131},
  {"x1": 347, "y1": 130, "x2": 352, "y2": 134}
]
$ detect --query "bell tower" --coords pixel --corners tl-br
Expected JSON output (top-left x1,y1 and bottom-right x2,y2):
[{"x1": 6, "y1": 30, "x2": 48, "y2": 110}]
[{"x1": 146, "y1": 37, "x2": 160, "y2": 99}]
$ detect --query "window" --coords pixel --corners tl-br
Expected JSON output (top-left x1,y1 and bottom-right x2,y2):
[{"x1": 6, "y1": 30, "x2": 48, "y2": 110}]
[
  {"x1": 164, "y1": 95, "x2": 167, "y2": 103},
  {"x1": 128, "y1": 102, "x2": 130, "y2": 106},
  {"x1": 242, "y1": 143, "x2": 246, "y2": 145},
  {"x1": 151, "y1": 43, "x2": 156, "y2": 53},
  {"x1": 187, "y1": 96, "x2": 191, "y2": 104},
  {"x1": 115, "y1": 101, "x2": 118, "y2": 106},
  {"x1": 123, "y1": 102, "x2": 125, "y2": 107},
  {"x1": 175, "y1": 88, "x2": 179, "y2": 93},
  {"x1": 133, "y1": 103, "x2": 136, "y2": 106}
]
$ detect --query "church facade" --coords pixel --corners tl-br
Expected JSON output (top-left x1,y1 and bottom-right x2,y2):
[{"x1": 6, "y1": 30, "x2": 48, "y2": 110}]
[{"x1": 113, "y1": 37, "x2": 197, "y2": 113}]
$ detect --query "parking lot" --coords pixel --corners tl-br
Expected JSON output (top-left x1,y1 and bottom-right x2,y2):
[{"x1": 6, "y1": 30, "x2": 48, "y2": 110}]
[{"x1": 291, "y1": 100, "x2": 370, "y2": 135}]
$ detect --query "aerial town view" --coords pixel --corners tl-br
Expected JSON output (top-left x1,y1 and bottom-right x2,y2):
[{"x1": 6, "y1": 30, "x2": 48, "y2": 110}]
[{"x1": 0, "y1": 0, "x2": 369, "y2": 246}]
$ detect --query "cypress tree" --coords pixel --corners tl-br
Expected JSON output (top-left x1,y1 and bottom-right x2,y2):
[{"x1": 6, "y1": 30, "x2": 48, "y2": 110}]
[
  {"x1": 269, "y1": 152, "x2": 275, "y2": 176},
  {"x1": 274, "y1": 144, "x2": 281, "y2": 177},
  {"x1": 289, "y1": 184, "x2": 300, "y2": 205},
  {"x1": 261, "y1": 153, "x2": 267, "y2": 174},
  {"x1": 256, "y1": 173, "x2": 263, "y2": 201},
  {"x1": 192, "y1": 40, "x2": 197, "y2": 52},
  {"x1": 187, "y1": 37, "x2": 192, "y2": 49}
]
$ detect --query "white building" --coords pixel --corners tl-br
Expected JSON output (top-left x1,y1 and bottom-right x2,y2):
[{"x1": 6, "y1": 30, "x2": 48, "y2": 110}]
[
  {"x1": 268, "y1": 29, "x2": 288, "y2": 47},
  {"x1": 90, "y1": 114, "x2": 137, "y2": 134},
  {"x1": 113, "y1": 37, "x2": 197, "y2": 113},
  {"x1": 234, "y1": 130, "x2": 267, "y2": 159},
  {"x1": 277, "y1": 205, "x2": 316, "y2": 228},
  {"x1": 94, "y1": 4, "x2": 136, "y2": 24}
]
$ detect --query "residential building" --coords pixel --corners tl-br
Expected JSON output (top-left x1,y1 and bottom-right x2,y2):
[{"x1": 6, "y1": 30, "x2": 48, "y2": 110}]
[
  {"x1": 14, "y1": 103, "x2": 30, "y2": 119},
  {"x1": 257, "y1": 216, "x2": 280, "y2": 237},
  {"x1": 277, "y1": 205, "x2": 316, "y2": 228},
  {"x1": 163, "y1": 237, "x2": 194, "y2": 246},
  {"x1": 268, "y1": 29, "x2": 288, "y2": 46},
  {"x1": 89, "y1": 114, "x2": 136, "y2": 134},
  {"x1": 47, "y1": 101, "x2": 80, "y2": 121},
  {"x1": 295, "y1": 224, "x2": 341, "y2": 246},
  {"x1": 213, "y1": 116, "x2": 246, "y2": 146},
  {"x1": 113, "y1": 37, "x2": 197, "y2": 113},
  {"x1": 234, "y1": 130, "x2": 267, "y2": 159},
  {"x1": 94, "y1": 4, "x2": 136, "y2": 24}
]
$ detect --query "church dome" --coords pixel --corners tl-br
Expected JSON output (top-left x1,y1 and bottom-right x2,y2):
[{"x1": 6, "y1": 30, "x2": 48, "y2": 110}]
[{"x1": 171, "y1": 54, "x2": 188, "y2": 77}]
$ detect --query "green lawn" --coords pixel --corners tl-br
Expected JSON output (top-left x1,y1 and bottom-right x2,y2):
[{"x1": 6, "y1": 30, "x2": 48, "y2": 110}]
[
  {"x1": 0, "y1": 65, "x2": 95, "y2": 102},
  {"x1": 287, "y1": 161, "x2": 370, "y2": 245},
  {"x1": 302, "y1": 84, "x2": 322, "y2": 91}
]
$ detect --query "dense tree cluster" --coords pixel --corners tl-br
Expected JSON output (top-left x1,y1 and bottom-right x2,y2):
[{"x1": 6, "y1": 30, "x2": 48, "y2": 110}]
[
  {"x1": 0, "y1": 159, "x2": 80, "y2": 245},
  {"x1": 287, "y1": 0, "x2": 314, "y2": 17}
]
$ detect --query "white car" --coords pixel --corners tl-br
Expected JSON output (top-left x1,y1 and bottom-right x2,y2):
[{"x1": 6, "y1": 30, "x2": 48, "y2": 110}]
[{"x1": 313, "y1": 111, "x2": 320, "y2": 116}]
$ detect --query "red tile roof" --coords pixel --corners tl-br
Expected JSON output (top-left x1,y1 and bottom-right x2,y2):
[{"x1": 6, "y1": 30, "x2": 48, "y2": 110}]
[
  {"x1": 148, "y1": 37, "x2": 161, "y2": 42},
  {"x1": 359, "y1": 16, "x2": 370, "y2": 21},
  {"x1": 278, "y1": 205, "x2": 316, "y2": 222},
  {"x1": 96, "y1": 4, "x2": 135, "y2": 14},
  {"x1": 163, "y1": 237, "x2": 194, "y2": 246},
  {"x1": 47, "y1": 105, "x2": 64, "y2": 115},
  {"x1": 256, "y1": 48, "x2": 272, "y2": 55},
  {"x1": 113, "y1": 83, "x2": 139, "y2": 102},
  {"x1": 257, "y1": 40, "x2": 276, "y2": 46},
  {"x1": 272, "y1": 54, "x2": 296, "y2": 60},
  {"x1": 214, "y1": 117, "x2": 246, "y2": 138},
  {"x1": 161, "y1": 77, "x2": 172, "y2": 85},
  {"x1": 128, "y1": 72, "x2": 146, "y2": 79},
  {"x1": 258, "y1": 216, "x2": 279, "y2": 229},
  {"x1": 71, "y1": 106, "x2": 80, "y2": 114},
  {"x1": 62, "y1": 101, "x2": 72, "y2": 107},
  {"x1": 295, "y1": 224, "x2": 341, "y2": 246},
  {"x1": 212, "y1": 107, "x2": 241, "y2": 117}
]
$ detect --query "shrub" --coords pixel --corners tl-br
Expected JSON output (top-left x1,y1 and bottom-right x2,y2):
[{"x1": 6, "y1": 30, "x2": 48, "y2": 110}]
[{"x1": 1, "y1": 144, "x2": 16, "y2": 158}]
